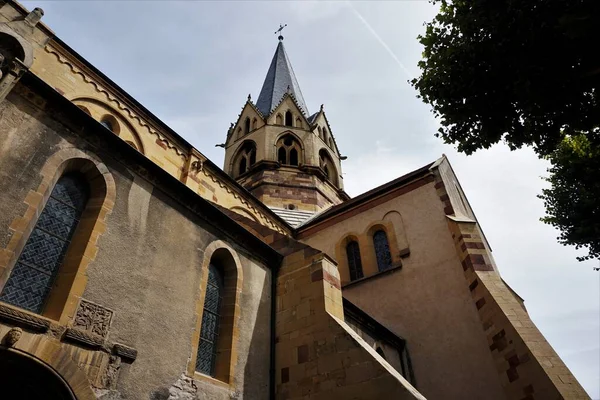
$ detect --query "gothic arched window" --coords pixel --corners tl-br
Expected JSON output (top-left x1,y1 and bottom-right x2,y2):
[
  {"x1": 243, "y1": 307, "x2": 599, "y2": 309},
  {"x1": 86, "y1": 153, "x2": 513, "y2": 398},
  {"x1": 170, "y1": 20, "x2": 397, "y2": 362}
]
[
  {"x1": 233, "y1": 141, "x2": 256, "y2": 177},
  {"x1": 244, "y1": 117, "x2": 250, "y2": 134},
  {"x1": 319, "y1": 149, "x2": 337, "y2": 186},
  {"x1": 238, "y1": 158, "x2": 247, "y2": 176},
  {"x1": 278, "y1": 147, "x2": 287, "y2": 164},
  {"x1": 295, "y1": 117, "x2": 302, "y2": 129},
  {"x1": 289, "y1": 148, "x2": 298, "y2": 166},
  {"x1": 252, "y1": 118, "x2": 258, "y2": 130},
  {"x1": 196, "y1": 263, "x2": 224, "y2": 376},
  {"x1": 0, "y1": 174, "x2": 89, "y2": 314},
  {"x1": 373, "y1": 230, "x2": 393, "y2": 272},
  {"x1": 322, "y1": 128, "x2": 328, "y2": 143},
  {"x1": 276, "y1": 135, "x2": 302, "y2": 166},
  {"x1": 285, "y1": 110, "x2": 293, "y2": 127},
  {"x1": 276, "y1": 114, "x2": 283, "y2": 125},
  {"x1": 346, "y1": 240, "x2": 364, "y2": 281}
]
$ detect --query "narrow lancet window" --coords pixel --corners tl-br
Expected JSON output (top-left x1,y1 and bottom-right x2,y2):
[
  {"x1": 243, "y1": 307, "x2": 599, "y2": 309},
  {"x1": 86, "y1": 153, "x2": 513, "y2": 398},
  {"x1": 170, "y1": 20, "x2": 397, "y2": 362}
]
[
  {"x1": 0, "y1": 174, "x2": 89, "y2": 314},
  {"x1": 346, "y1": 241, "x2": 364, "y2": 281},
  {"x1": 196, "y1": 263, "x2": 224, "y2": 376},
  {"x1": 289, "y1": 148, "x2": 298, "y2": 166},
  {"x1": 373, "y1": 230, "x2": 393, "y2": 272},
  {"x1": 285, "y1": 110, "x2": 293, "y2": 127}
]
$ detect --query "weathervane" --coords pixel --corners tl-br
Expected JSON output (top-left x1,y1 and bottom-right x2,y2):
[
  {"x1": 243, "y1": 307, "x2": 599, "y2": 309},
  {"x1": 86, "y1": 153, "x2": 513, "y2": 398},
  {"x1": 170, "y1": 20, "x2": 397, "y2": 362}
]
[{"x1": 275, "y1": 23, "x2": 287, "y2": 40}]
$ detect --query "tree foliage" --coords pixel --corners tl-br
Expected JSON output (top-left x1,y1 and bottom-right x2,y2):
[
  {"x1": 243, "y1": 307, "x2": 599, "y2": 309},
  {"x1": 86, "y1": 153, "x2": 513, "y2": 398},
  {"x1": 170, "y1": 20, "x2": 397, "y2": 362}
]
[
  {"x1": 413, "y1": 0, "x2": 600, "y2": 261},
  {"x1": 539, "y1": 135, "x2": 600, "y2": 261},
  {"x1": 412, "y1": 0, "x2": 600, "y2": 156}
]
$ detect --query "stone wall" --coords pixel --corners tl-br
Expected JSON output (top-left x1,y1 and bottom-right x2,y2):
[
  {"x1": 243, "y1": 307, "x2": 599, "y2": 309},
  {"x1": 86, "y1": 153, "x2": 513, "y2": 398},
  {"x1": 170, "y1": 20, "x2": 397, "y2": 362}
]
[
  {"x1": 300, "y1": 176, "x2": 508, "y2": 399},
  {"x1": 220, "y1": 209, "x2": 424, "y2": 400},
  {"x1": 0, "y1": 83, "x2": 274, "y2": 399},
  {"x1": 448, "y1": 220, "x2": 590, "y2": 399},
  {"x1": 240, "y1": 168, "x2": 344, "y2": 213}
]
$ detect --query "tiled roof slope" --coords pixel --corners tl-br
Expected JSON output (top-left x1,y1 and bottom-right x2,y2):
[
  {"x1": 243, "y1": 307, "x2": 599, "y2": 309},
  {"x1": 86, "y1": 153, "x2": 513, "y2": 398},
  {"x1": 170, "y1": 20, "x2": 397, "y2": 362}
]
[
  {"x1": 256, "y1": 40, "x2": 309, "y2": 116},
  {"x1": 269, "y1": 207, "x2": 315, "y2": 228}
]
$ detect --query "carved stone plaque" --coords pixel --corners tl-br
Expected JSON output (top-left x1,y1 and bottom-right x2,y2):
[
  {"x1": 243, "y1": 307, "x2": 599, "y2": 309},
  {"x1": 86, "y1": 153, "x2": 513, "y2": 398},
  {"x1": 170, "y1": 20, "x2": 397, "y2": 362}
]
[{"x1": 73, "y1": 299, "x2": 113, "y2": 338}]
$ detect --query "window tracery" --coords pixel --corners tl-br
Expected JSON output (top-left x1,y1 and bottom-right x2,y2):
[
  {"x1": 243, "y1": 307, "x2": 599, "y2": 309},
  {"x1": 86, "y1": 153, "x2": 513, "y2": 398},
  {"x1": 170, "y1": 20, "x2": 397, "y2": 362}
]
[
  {"x1": 276, "y1": 135, "x2": 302, "y2": 166},
  {"x1": 319, "y1": 149, "x2": 337, "y2": 185},
  {"x1": 234, "y1": 141, "x2": 256, "y2": 177}
]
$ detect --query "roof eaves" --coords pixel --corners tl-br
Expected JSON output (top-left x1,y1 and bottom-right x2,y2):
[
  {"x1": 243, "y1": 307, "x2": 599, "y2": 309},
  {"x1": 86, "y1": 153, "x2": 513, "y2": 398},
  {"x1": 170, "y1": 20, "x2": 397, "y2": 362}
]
[{"x1": 296, "y1": 161, "x2": 435, "y2": 232}]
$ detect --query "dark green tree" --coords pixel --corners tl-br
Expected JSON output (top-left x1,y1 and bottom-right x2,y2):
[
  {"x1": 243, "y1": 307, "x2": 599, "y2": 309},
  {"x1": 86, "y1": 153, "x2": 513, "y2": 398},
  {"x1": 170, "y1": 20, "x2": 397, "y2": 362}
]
[
  {"x1": 413, "y1": 0, "x2": 600, "y2": 261},
  {"x1": 539, "y1": 135, "x2": 600, "y2": 261}
]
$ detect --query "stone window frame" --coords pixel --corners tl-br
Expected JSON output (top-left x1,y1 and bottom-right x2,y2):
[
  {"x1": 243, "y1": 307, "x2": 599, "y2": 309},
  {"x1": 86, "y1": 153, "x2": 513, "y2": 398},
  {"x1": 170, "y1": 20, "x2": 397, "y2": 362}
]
[
  {"x1": 100, "y1": 114, "x2": 120, "y2": 135},
  {"x1": 336, "y1": 222, "x2": 402, "y2": 286},
  {"x1": 0, "y1": 149, "x2": 116, "y2": 325},
  {"x1": 188, "y1": 240, "x2": 243, "y2": 387},
  {"x1": 275, "y1": 132, "x2": 303, "y2": 167},
  {"x1": 366, "y1": 223, "x2": 401, "y2": 274},
  {"x1": 318, "y1": 148, "x2": 338, "y2": 186},
  {"x1": 244, "y1": 117, "x2": 251, "y2": 135},
  {"x1": 232, "y1": 140, "x2": 257, "y2": 178},
  {"x1": 337, "y1": 234, "x2": 365, "y2": 283},
  {"x1": 284, "y1": 110, "x2": 293, "y2": 127}
]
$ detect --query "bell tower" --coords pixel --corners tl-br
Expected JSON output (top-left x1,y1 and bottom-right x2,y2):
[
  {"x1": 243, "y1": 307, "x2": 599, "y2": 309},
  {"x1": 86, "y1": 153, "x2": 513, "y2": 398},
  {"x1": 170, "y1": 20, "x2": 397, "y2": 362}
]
[{"x1": 223, "y1": 34, "x2": 349, "y2": 226}]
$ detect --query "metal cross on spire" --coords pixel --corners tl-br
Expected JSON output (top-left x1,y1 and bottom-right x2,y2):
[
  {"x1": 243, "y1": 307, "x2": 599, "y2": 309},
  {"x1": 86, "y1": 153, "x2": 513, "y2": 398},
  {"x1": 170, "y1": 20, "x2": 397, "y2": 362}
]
[{"x1": 275, "y1": 23, "x2": 287, "y2": 40}]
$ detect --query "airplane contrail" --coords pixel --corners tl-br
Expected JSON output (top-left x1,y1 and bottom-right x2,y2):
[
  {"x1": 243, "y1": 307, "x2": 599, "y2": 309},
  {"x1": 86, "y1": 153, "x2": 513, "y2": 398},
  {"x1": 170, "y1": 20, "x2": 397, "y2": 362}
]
[{"x1": 346, "y1": 2, "x2": 414, "y2": 81}]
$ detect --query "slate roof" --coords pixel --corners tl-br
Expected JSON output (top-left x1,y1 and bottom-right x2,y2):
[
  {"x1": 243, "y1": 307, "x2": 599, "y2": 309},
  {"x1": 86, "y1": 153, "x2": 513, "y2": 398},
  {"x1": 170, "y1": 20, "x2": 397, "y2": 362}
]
[
  {"x1": 256, "y1": 40, "x2": 309, "y2": 117},
  {"x1": 269, "y1": 207, "x2": 315, "y2": 228}
]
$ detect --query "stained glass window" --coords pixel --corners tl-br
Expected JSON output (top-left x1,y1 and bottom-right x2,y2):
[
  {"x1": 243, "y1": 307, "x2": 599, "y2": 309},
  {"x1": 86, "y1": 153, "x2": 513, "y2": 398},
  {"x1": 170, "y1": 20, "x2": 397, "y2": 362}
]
[
  {"x1": 0, "y1": 174, "x2": 89, "y2": 314},
  {"x1": 346, "y1": 241, "x2": 364, "y2": 281},
  {"x1": 196, "y1": 263, "x2": 224, "y2": 376},
  {"x1": 373, "y1": 230, "x2": 392, "y2": 272}
]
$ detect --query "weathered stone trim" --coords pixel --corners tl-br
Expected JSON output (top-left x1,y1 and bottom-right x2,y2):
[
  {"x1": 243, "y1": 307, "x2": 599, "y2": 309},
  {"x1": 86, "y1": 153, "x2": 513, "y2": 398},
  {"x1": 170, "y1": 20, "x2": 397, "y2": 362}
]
[
  {"x1": 64, "y1": 327, "x2": 104, "y2": 348},
  {"x1": 187, "y1": 240, "x2": 244, "y2": 386},
  {"x1": 113, "y1": 343, "x2": 137, "y2": 362},
  {"x1": 0, "y1": 303, "x2": 50, "y2": 332}
]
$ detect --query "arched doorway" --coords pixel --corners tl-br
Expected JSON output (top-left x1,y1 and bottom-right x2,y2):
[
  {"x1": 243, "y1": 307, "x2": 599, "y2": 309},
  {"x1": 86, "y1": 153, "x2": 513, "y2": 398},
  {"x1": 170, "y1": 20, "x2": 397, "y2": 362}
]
[{"x1": 0, "y1": 349, "x2": 76, "y2": 399}]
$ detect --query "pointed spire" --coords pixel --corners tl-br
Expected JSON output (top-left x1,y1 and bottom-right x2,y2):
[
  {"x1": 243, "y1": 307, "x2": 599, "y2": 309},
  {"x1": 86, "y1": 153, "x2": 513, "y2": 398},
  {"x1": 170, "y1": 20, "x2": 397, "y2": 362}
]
[{"x1": 256, "y1": 40, "x2": 309, "y2": 117}]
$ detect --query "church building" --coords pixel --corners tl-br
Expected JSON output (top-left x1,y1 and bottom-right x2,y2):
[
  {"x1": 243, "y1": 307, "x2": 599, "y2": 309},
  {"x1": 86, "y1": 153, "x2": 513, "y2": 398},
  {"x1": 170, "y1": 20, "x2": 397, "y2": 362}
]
[{"x1": 0, "y1": 2, "x2": 590, "y2": 399}]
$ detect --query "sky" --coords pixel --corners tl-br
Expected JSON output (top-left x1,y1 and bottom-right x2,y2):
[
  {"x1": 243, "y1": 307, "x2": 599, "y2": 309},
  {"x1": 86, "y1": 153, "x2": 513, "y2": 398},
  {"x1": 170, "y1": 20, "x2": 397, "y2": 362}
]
[{"x1": 21, "y1": 1, "x2": 599, "y2": 397}]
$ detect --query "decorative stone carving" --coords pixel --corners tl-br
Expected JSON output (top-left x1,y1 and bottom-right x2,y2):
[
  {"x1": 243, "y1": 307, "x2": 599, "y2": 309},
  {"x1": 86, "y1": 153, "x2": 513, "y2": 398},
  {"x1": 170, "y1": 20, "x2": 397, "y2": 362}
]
[
  {"x1": 113, "y1": 343, "x2": 138, "y2": 362},
  {"x1": 73, "y1": 299, "x2": 113, "y2": 338},
  {"x1": 64, "y1": 327, "x2": 104, "y2": 348},
  {"x1": 0, "y1": 303, "x2": 50, "y2": 332},
  {"x1": 3, "y1": 327, "x2": 22, "y2": 347}
]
